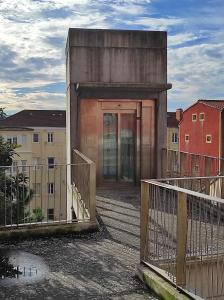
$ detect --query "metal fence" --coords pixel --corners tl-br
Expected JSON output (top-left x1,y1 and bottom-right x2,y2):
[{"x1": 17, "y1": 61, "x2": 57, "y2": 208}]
[
  {"x1": 141, "y1": 178, "x2": 224, "y2": 299},
  {"x1": 0, "y1": 158, "x2": 96, "y2": 229},
  {"x1": 162, "y1": 149, "x2": 222, "y2": 178}
]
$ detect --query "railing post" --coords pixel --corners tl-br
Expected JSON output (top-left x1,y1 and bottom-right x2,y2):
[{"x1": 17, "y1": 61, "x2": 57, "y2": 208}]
[
  {"x1": 89, "y1": 161, "x2": 96, "y2": 222},
  {"x1": 176, "y1": 191, "x2": 188, "y2": 287},
  {"x1": 140, "y1": 181, "x2": 150, "y2": 261},
  {"x1": 161, "y1": 148, "x2": 167, "y2": 178}
]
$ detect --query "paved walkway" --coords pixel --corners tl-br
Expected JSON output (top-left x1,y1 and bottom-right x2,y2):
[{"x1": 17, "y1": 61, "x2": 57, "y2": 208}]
[{"x1": 0, "y1": 188, "x2": 157, "y2": 300}]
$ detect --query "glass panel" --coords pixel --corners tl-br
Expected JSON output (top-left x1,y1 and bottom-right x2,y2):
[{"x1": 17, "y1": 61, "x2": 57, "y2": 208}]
[
  {"x1": 120, "y1": 113, "x2": 135, "y2": 181},
  {"x1": 103, "y1": 113, "x2": 118, "y2": 180}
]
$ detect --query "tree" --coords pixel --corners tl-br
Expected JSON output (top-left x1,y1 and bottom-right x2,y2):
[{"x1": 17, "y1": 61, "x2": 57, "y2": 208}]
[
  {"x1": 0, "y1": 107, "x2": 7, "y2": 120},
  {"x1": 0, "y1": 136, "x2": 37, "y2": 225}
]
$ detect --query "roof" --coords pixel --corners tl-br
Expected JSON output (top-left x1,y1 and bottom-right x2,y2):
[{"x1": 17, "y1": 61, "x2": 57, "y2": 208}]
[
  {"x1": 167, "y1": 112, "x2": 178, "y2": 128},
  {"x1": 178, "y1": 99, "x2": 224, "y2": 125},
  {"x1": 0, "y1": 126, "x2": 33, "y2": 131},
  {"x1": 198, "y1": 100, "x2": 224, "y2": 111},
  {"x1": 0, "y1": 110, "x2": 66, "y2": 128}
]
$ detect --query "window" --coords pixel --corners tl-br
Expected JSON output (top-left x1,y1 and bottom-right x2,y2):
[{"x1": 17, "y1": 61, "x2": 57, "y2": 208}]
[
  {"x1": 48, "y1": 157, "x2": 55, "y2": 169},
  {"x1": 185, "y1": 134, "x2": 190, "y2": 143},
  {"x1": 33, "y1": 133, "x2": 39, "y2": 143},
  {"x1": 12, "y1": 161, "x2": 18, "y2": 173},
  {"x1": 21, "y1": 135, "x2": 27, "y2": 146},
  {"x1": 33, "y1": 183, "x2": 41, "y2": 195},
  {"x1": 48, "y1": 183, "x2": 54, "y2": 195},
  {"x1": 33, "y1": 157, "x2": 41, "y2": 170},
  {"x1": 194, "y1": 165, "x2": 199, "y2": 172},
  {"x1": 48, "y1": 132, "x2": 53, "y2": 143},
  {"x1": 192, "y1": 114, "x2": 197, "y2": 121},
  {"x1": 7, "y1": 137, "x2": 17, "y2": 144},
  {"x1": 206, "y1": 134, "x2": 212, "y2": 143},
  {"x1": 199, "y1": 113, "x2": 205, "y2": 121},
  {"x1": 13, "y1": 137, "x2": 17, "y2": 144},
  {"x1": 21, "y1": 160, "x2": 27, "y2": 173},
  {"x1": 48, "y1": 208, "x2": 54, "y2": 221},
  {"x1": 172, "y1": 132, "x2": 178, "y2": 144}
]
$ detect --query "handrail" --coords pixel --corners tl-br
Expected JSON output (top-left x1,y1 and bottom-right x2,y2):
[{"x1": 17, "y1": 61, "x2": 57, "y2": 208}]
[
  {"x1": 141, "y1": 177, "x2": 224, "y2": 299},
  {"x1": 166, "y1": 148, "x2": 224, "y2": 161},
  {"x1": 142, "y1": 179, "x2": 224, "y2": 204},
  {"x1": 72, "y1": 149, "x2": 96, "y2": 222},
  {"x1": 156, "y1": 175, "x2": 224, "y2": 181}
]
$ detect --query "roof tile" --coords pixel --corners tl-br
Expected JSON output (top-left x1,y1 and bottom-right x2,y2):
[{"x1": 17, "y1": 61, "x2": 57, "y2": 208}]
[{"x1": 0, "y1": 110, "x2": 66, "y2": 128}]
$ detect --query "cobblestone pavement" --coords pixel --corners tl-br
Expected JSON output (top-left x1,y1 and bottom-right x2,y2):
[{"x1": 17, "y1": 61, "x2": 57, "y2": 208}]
[{"x1": 0, "y1": 187, "x2": 158, "y2": 300}]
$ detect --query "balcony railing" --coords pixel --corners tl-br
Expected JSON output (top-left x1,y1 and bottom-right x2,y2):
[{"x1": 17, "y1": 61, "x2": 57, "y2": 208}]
[
  {"x1": 141, "y1": 177, "x2": 224, "y2": 299},
  {"x1": 0, "y1": 152, "x2": 96, "y2": 236},
  {"x1": 162, "y1": 148, "x2": 222, "y2": 178}
]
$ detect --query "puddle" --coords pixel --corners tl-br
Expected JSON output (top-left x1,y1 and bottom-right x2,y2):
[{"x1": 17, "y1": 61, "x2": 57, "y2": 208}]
[{"x1": 0, "y1": 249, "x2": 49, "y2": 286}]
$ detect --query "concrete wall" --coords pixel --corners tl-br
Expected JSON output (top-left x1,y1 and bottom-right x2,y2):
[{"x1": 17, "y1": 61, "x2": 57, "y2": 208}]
[
  {"x1": 66, "y1": 28, "x2": 170, "y2": 180},
  {"x1": 68, "y1": 28, "x2": 167, "y2": 84}
]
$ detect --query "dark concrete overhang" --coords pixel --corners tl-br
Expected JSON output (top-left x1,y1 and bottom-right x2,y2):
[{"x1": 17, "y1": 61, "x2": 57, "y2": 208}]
[{"x1": 75, "y1": 82, "x2": 172, "y2": 93}]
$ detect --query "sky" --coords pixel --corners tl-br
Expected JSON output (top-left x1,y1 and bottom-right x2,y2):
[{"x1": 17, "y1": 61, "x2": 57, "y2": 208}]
[{"x1": 0, "y1": 0, "x2": 223, "y2": 114}]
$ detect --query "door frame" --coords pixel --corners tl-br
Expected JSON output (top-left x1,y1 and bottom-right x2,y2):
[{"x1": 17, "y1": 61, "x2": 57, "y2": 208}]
[{"x1": 98, "y1": 101, "x2": 141, "y2": 185}]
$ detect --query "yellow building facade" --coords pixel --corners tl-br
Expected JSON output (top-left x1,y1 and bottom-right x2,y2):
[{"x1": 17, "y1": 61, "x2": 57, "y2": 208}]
[
  {"x1": 167, "y1": 112, "x2": 179, "y2": 151},
  {"x1": 0, "y1": 110, "x2": 66, "y2": 222}
]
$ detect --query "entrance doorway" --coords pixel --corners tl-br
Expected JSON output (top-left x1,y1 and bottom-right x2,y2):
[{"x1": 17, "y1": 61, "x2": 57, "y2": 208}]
[{"x1": 102, "y1": 110, "x2": 136, "y2": 183}]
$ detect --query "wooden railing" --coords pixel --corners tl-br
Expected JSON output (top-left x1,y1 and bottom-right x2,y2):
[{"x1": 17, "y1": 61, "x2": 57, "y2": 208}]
[
  {"x1": 141, "y1": 177, "x2": 224, "y2": 299},
  {"x1": 72, "y1": 150, "x2": 96, "y2": 222},
  {"x1": 162, "y1": 149, "x2": 223, "y2": 178}
]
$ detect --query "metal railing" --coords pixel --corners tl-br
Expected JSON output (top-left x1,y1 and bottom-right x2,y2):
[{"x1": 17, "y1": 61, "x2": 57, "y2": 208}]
[
  {"x1": 141, "y1": 177, "x2": 224, "y2": 299},
  {"x1": 162, "y1": 149, "x2": 223, "y2": 178},
  {"x1": 0, "y1": 158, "x2": 96, "y2": 229}
]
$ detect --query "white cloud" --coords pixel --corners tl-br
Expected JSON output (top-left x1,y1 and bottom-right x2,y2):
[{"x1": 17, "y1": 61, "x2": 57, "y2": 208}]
[
  {"x1": 124, "y1": 16, "x2": 184, "y2": 31},
  {"x1": 168, "y1": 42, "x2": 224, "y2": 110},
  {"x1": 0, "y1": 0, "x2": 223, "y2": 113}
]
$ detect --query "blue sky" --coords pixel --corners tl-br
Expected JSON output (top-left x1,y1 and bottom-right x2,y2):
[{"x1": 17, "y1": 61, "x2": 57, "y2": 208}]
[{"x1": 0, "y1": 0, "x2": 223, "y2": 114}]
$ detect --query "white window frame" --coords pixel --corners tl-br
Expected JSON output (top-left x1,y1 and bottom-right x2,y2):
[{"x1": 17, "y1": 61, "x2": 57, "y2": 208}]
[
  {"x1": 48, "y1": 183, "x2": 54, "y2": 195},
  {"x1": 7, "y1": 136, "x2": 17, "y2": 144},
  {"x1": 33, "y1": 157, "x2": 41, "y2": 170},
  {"x1": 12, "y1": 161, "x2": 18, "y2": 173},
  {"x1": 48, "y1": 132, "x2": 53, "y2": 143},
  {"x1": 172, "y1": 132, "x2": 178, "y2": 144},
  {"x1": 33, "y1": 183, "x2": 41, "y2": 195},
  {"x1": 192, "y1": 114, "x2": 197, "y2": 122},
  {"x1": 21, "y1": 135, "x2": 27, "y2": 146},
  {"x1": 185, "y1": 134, "x2": 190, "y2": 143},
  {"x1": 206, "y1": 134, "x2": 212, "y2": 143},
  {"x1": 21, "y1": 160, "x2": 27, "y2": 173},
  {"x1": 199, "y1": 112, "x2": 205, "y2": 121},
  {"x1": 33, "y1": 133, "x2": 39, "y2": 143},
  {"x1": 48, "y1": 157, "x2": 55, "y2": 169},
  {"x1": 48, "y1": 208, "x2": 54, "y2": 221}
]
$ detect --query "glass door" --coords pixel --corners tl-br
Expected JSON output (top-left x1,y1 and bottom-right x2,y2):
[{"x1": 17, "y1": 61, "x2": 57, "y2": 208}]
[
  {"x1": 103, "y1": 113, "x2": 118, "y2": 180},
  {"x1": 120, "y1": 113, "x2": 135, "y2": 182},
  {"x1": 102, "y1": 111, "x2": 136, "y2": 182}
]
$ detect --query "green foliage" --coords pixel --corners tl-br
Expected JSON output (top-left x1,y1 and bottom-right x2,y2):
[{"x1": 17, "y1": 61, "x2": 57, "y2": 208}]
[
  {"x1": 0, "y1": 136, "x2": 18, "y2": 166},
  {"x1": 0, "y1": 136, "x2": 34, "y2": 225},
  {"x1": 25, "y1": 207, "x2": 44, "y2": 223}
]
